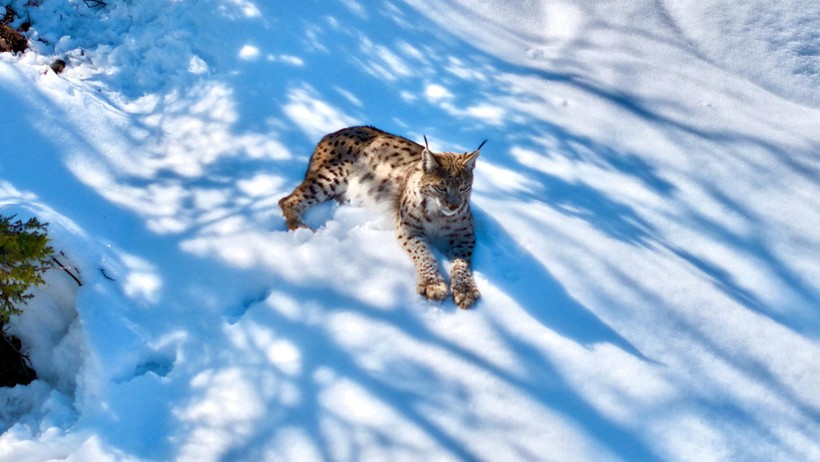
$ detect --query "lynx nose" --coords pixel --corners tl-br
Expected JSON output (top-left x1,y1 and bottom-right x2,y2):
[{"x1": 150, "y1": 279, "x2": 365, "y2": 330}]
[{"x1": 444, "y1": 197, "x2": 462, "y2": 212}]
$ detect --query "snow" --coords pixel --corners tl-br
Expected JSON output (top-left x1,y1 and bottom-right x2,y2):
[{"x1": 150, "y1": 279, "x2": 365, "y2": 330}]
[{"x1": 1, "y1": 0, "x2": 819, "y2": 460}]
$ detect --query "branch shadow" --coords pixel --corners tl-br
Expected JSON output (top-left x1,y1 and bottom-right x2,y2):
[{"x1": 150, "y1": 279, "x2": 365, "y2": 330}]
[
  {"x1": 193, "y1": 285, "x2": 489, "y2": 461},
  {"x1": 192, "y1": 274, "x2": 663, "y2": 462},
  {"x1": 473, "y1": 205, "x2": 652, "y2": 362}
]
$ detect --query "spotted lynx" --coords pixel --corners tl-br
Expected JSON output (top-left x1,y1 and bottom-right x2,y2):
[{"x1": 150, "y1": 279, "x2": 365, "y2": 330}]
[{"x1": 279, "y1": 125, "x2": 485, "y2": 309}]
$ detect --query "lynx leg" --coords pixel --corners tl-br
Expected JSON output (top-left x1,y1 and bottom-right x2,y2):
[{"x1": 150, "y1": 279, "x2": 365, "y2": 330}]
[
  {"x1": 450, "y1": 258, "x2": 479, "y2": 309},
  {"x1": 447, "y1": 227, "x2": 480, "y2": 309},
  {"x1": 278, "y1": 184, "x2": 311, "y2": 230},
  {"x1": 397, "y1": 228, "x2": 448, "y2": 301},
  {"x1": 278, "y1": 178, "x2": 331, "y2": 231}
]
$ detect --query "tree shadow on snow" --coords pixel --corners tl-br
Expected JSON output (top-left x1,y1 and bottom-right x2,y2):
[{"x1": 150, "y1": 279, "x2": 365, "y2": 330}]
[
  {"x1": 472, "y1": 207, "x2": 664, "y2": 461},
  {"x1": 473, "y1": 205, "x2": 653, "y2": 361},
  {"x1": 196, "y1": 277, "x2": 663, "y2": 462}
]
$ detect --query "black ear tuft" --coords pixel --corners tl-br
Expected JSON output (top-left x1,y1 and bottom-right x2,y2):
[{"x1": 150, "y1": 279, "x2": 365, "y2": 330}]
[
  {"x1": 464, "y1": 149, "x2": 479, "y2": 170},
  {"x1": 476, "y1": 139, "x2": 488, "y2": 151}
]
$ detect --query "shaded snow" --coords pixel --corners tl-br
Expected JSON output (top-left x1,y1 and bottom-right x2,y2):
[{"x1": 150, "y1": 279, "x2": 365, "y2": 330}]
[{"x1": 1, "y1": 0, "x2": 819, "y2": 461}]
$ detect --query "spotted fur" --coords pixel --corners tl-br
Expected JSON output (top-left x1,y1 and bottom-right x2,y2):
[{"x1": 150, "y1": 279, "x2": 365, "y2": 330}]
[{"x1": 279, "y1": 125, "x2": 484, "y2": 309}]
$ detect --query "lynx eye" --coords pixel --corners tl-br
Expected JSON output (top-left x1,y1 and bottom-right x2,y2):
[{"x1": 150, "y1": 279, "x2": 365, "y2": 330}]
[{"x1": 434, "y1": 182, "x2": 447, "y2": 192}]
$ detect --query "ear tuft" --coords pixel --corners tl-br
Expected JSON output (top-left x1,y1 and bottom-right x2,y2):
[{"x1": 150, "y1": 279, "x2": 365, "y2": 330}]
[
  {"x1": 463, "y1": 149, "x2": 479, "y2": 170},
  {"x1": 465, "y1": 139, "x2": 484, "y2": 170}
]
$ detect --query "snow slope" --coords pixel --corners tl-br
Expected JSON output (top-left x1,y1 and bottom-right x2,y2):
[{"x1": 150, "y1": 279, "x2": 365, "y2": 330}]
[{"x1": 1, "y1": 0, "x2": 819, "y2": 460}]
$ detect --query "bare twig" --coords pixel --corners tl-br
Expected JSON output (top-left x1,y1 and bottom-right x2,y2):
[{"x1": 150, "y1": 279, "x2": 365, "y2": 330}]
[
  {"x1": 51, "y1": 256, "x2": 82, "y2": 286},
  {"x1": 100, "y1": 268, "x2": 116, "y2": 281}
]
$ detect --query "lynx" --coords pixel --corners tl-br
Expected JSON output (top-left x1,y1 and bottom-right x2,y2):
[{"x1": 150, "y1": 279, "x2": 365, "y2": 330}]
[{"x1": 279, "y1": 125, "x2": 485, "y2": 309}]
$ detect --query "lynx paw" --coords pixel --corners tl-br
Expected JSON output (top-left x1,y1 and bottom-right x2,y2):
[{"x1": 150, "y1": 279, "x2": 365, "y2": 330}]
[
  {"x1": 452, "y1": 278, "x2": 480, "y2": 310},
  {"x1": 417, "y1": 277, "x2": 449, "y2": 301},
  {"x1": 284, "y1": 218, "x2": 310, "y2": 231}
]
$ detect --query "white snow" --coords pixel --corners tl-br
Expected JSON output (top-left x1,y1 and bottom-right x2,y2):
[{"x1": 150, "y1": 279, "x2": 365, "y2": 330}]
[{"x1": 1, "y1": 0, "x2": 819, "y2": 461}]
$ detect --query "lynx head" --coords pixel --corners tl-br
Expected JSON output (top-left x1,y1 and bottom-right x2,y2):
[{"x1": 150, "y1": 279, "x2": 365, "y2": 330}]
[{"x1": 420, "y1": 137, "x2": 486, "y2": 216}]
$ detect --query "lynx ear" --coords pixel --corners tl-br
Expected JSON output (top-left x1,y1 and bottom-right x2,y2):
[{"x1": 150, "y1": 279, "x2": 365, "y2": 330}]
[
  {"x1": 422, "y1": 135, "x2": 439, "y2": 172},
  {"x1": 422, "y1": 147, "x2": 440, "y2": 172},
  {"x1": 464, "y1": 139, "x2": 486, "y2": 170}
]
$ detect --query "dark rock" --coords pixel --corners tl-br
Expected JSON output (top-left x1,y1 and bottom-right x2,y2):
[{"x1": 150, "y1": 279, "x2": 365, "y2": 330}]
[{"x1": 50, "y1": 58, "x2": 66, "y2": 74}]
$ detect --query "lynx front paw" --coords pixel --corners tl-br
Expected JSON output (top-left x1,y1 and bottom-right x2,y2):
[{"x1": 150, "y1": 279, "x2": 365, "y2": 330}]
[
  {"x1": 417, "y1": 277, "x2": 449, "y2": 301},
  {"x1": 452, "y1": 277, "x2": 480, "y2": 309}
]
